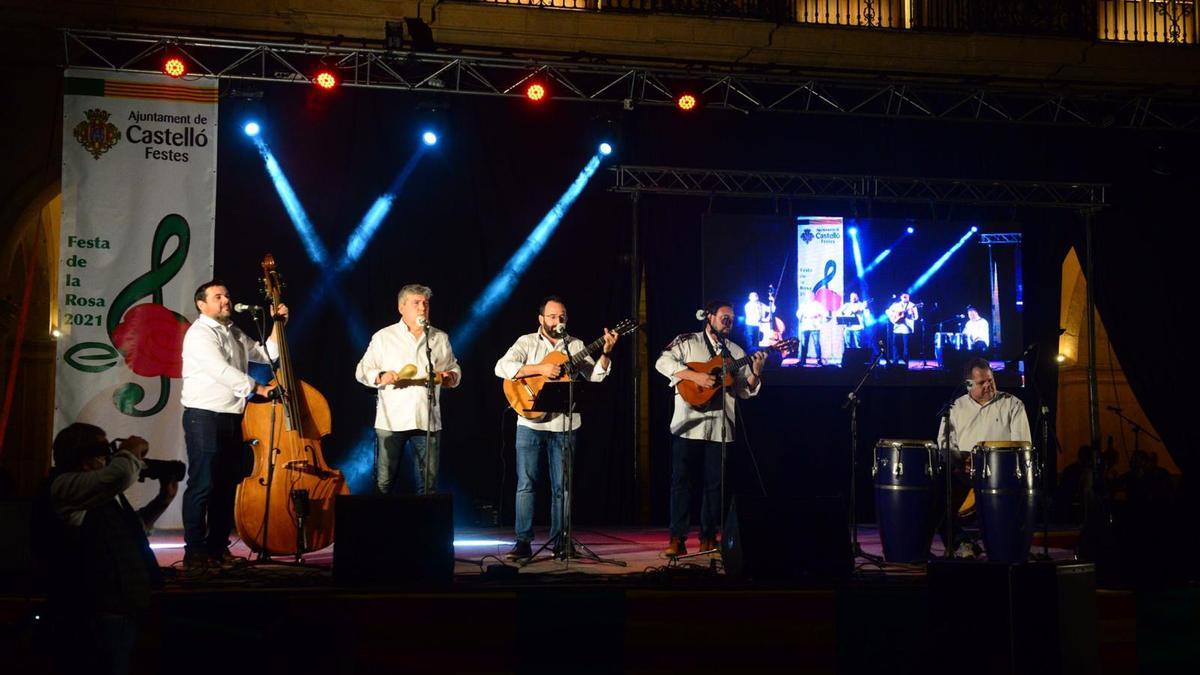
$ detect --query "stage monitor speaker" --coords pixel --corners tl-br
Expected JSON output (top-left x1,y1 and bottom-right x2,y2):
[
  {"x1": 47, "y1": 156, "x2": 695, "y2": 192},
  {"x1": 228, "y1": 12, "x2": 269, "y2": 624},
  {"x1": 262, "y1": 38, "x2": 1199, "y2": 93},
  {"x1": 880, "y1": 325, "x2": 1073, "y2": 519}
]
[
  {"x1": 929, "y1": 560, "x2": 1098, "y2": 675},
  {"x1": 722, "y1": 495, "x2": 851, "y2": 582},
  {"x1": 841, "y1": 347, "x2": 873, "y2": 368},
  {"x1": 334, "y1": 493, "x2": 453, "y2": 587}
]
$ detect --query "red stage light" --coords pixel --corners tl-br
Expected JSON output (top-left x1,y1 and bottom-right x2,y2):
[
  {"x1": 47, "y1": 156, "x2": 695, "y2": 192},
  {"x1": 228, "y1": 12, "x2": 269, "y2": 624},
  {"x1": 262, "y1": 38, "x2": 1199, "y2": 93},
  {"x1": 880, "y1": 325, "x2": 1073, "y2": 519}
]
[
  {"x1": 526, "y1": 83, "x2": 546, "y2": 102},
  {"x1": 677, "y1": 94, "x2": 698, "y2": 111},
  {"x1": 163, "y1": 57, "x2": 187, "y2": 78},
  {"x1": 314, "y1": 71, "x2": 338, "y2": 90}
]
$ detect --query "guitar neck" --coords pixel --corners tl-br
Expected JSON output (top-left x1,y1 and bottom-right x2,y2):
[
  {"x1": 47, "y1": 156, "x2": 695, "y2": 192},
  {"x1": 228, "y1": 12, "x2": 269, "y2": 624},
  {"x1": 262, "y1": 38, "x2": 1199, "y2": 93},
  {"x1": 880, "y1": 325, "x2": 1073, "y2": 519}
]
[{"x1": 567, "y1": 335, "x2": 606, "y2": 368}]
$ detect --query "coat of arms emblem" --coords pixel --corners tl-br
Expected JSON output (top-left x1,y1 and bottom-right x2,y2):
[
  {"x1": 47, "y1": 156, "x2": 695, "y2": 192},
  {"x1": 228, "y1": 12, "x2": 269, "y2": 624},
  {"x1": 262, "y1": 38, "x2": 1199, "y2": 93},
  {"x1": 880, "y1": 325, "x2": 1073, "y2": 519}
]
[{"x1": 73, "y1": 108, "x2": 121, "y2": 160}]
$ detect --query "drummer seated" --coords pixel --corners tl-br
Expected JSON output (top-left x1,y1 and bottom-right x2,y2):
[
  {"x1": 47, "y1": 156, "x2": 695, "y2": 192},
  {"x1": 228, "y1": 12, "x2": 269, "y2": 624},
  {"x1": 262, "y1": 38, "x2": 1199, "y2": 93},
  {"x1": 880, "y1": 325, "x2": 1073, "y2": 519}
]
[
  {"x1": 31, "y1": 422, "x2": 178, "y2": 675},
  {"x1": 937, "y1": 358, "x2": 1033, "y2": 557}
]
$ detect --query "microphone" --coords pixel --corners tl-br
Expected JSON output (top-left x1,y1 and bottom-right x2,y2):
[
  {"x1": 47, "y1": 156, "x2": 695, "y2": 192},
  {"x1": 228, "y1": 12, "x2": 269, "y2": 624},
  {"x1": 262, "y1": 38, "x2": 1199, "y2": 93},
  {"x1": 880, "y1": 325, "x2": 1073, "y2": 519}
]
[
  {"x1": 1021, "y1": 343, "x2": 1039, "y2": 357},
  {"x1": 695, "y1": 309, "x2": 708, "y2": 321},
  {"x1": 552, "y1": 324, "x2": 568, "y2": 338},
  {"x1": 234, "y1": 303, "x2": 262, "y2": 315},
  {"x1": 963, "y1": 379, "x2": 975, "y2": 391},
  {"x1": 415, "y1": 316, "x2": 429, "y2": 328}
]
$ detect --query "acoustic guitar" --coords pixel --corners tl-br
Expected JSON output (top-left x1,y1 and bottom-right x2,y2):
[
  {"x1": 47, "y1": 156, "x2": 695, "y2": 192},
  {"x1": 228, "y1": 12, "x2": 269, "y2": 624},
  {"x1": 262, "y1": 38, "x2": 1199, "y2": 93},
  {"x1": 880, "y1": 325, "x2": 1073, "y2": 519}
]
[
  {"x1": 677, "y1": 338, "x2": 798, "y2": 408},
  {"x1": 503, "y1": 319, "x2": 639, "y2": 420}
]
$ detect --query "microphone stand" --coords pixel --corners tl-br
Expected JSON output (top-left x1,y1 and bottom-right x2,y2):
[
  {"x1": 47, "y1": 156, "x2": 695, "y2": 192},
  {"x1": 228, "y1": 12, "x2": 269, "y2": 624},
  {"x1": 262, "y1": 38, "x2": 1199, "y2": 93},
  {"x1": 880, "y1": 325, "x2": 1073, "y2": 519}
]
[
  {"x1": 1025, "y1": 343, "x2": 1053, "y2": 560},
  {"x1": 423, "y1": 321, "x2": 436, "y2": 496},
  {"x1": 843, "y1": 340, "x2": 886, "y2": 569},
  {"x1": 248, "y1": 307, "x2": 286, "y2": 564},
  {"x1": 522, "y1": 330, "x2": 625, "y2": 568}
]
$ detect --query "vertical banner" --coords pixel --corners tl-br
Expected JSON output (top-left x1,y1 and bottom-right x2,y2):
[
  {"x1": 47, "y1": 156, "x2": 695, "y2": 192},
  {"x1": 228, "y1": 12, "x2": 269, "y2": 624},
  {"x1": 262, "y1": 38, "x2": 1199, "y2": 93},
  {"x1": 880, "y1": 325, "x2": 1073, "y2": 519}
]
[
  {"x1": 795, "y1": 217, "x2": 846, "y2": 363},
  {"x1": 57, "y1": 69, "x2": 217, "y2": 527}
]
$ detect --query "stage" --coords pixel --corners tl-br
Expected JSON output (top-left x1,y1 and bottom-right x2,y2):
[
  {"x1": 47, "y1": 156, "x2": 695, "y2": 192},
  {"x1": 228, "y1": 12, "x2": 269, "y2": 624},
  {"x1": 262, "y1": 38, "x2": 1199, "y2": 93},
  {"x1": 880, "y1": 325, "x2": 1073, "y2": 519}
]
[{"x1": 6, "y1": 525, "x2": 1199, "y2": 674}]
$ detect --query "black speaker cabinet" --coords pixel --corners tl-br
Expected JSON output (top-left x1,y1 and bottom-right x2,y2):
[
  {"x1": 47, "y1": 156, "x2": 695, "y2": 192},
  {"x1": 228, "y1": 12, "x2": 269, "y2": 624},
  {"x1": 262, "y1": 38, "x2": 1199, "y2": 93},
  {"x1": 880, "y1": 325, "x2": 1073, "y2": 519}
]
[
  {"x1": 722, "y1": 495, "x2": 852, "y2": 582},
  {"x1": 333, "y1": 493, "x2": 453, "y2": 587},
  {"x1": 842, "y1": 347, "x2": 874, "y2": 367},
  {"x1": 929, "y1": 560, "x2": 1099, "y2": 675}
]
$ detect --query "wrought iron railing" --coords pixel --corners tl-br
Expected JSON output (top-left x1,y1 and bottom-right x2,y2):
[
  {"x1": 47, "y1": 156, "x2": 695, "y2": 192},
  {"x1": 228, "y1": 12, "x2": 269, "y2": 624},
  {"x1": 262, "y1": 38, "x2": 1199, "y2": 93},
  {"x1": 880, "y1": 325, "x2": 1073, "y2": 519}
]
[
  {"x1": 1098, "y1": 0, "x2": 1197, "y2": 44},
  {"x1": 471, "y1": 0, "x2": 1197, "y2": 45}
]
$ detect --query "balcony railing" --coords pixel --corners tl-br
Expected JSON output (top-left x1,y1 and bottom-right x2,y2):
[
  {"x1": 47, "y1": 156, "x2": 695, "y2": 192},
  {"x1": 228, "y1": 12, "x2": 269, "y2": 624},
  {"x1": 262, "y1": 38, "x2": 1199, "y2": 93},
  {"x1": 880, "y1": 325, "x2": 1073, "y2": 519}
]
[{"x1": 472, "y1": 0, "x2": 1197, "y2": 44}]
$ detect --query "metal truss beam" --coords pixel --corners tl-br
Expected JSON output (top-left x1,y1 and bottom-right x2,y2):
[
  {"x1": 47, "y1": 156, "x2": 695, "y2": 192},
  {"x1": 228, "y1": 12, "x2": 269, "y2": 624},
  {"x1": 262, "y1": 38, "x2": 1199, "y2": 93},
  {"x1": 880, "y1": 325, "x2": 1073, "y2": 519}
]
[
  {"x1": 979, "y1": 233, "x2": 1023, "y2": 244},
  {"x1": 61, "y1": 29, "x2": 1200, "y2": 131},
  {"x1": 610, "y1": 166, "x2": 1107, "y2": 209}
]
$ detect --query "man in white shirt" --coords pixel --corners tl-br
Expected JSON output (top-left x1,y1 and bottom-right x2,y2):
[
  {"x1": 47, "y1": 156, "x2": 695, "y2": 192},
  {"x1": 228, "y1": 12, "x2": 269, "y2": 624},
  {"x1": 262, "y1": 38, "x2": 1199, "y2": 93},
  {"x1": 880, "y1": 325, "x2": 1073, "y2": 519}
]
[
  {"x1": 962, "y1": 305, "x2": 990, "y2": 353},
  {"x1": 797, "y1": 289, "x2": 828, "y2": 366},
  {"x1": 742, "y1": 291, "x2": 765, "y2": 349},
  {"x1": 936, "y1": 357, "x2": 1032, "y2": 557},
  {"x1": 655, "y1": 300, "x2": 765, "y2": 557},
  {"x1": 886, "y1": 293, "x2": 919, "y2": 363},
  {"x1": 838, "y1": 291, "x2": 868, "y2": 349},
  {"x1": 355, "y1": 284, "x2": 461, "y2": 498},
  {"x1": 494, "y1": 295, "x2": 618, "y2": 560},
  {"x1": 180, "y1": 280, "x2": 286, "y2": 570}
]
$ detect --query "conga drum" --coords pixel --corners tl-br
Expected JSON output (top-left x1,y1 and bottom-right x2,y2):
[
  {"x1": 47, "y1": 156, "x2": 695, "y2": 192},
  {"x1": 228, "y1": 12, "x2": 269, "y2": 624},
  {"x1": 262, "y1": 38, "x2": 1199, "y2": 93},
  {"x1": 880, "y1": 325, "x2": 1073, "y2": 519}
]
[
  {"x1": 873, "y1": 439, "x2": 940, "y2": 563},
  {"x1": 970, "y1": 441, "x2": 1038, "y2": 563}
]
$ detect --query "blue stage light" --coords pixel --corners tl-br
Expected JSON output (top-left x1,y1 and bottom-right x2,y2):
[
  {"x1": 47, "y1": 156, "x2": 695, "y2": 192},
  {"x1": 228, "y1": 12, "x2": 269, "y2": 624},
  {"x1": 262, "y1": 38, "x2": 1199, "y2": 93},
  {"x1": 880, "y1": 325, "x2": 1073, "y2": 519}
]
[
  {"x1": 598, "y1": 142, "x2": 613, "y2": 156},
  {"x1": 848, "y1": 226, "x2": 865, "y2": 280},
  {"x1": 908, "y1": 227, "x2": 979, "y2": 294},
  {"x1": 422, "y1": 131, "x2": 438, "y2": 146},
  {"x1": 848, "y1": 227, "x2": 858, "y2": 236},
  {"x1": 906, "y1": 226, "x2": 915, "y2": 234},
  {"x1": 453, "y1": 153, "x2": 604, "y2": 353},
  {"x1": 243, "y1": 122, "x2": 260, "y2": 137}
]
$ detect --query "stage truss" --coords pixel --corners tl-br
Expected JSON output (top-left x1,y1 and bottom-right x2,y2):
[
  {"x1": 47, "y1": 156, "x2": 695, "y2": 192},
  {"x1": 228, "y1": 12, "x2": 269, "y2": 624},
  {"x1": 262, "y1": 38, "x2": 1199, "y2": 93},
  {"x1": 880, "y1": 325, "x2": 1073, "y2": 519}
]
[
  {"x1": 609, "y1": 166, "x2": 1107, "y2": 209},
  {"x1": 61, "y1": 29, "x2": 1200, "y2": 131}
]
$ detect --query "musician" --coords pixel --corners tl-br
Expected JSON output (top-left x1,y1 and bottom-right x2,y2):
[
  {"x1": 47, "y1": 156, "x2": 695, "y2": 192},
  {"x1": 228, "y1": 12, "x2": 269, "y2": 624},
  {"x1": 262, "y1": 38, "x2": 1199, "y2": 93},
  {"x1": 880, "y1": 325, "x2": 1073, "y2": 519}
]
[
  {"x1": 356, "y1": 285, "x2": 460, "y2": 498},
  {"x1": 796, "y1": 289, "x2": 829, "y2": 366},
  {"x1": 494, "y1": 296, "x2": 618, "y2": 560},
  {"x1": 655, "y1": 300, "x2": 765, "y2": 557},
  {"x1": 935, "y1": 357, "x2": 1032, "y2": 557},
  {"x1": 962, "y1": 305, "x2": 990, "y2": 352},
  {"x1": 886, "y1": 293, "x2": 919, "y2": 364},
  {"x1": 742, "y1": 291, "x2": 765, "y2": 349},
  {"x1": 33, "y1": 423, "x2": 177, "y2": 675},
  {"x1": 180, "y1": 281, "x2": 286, "y2": 571},
  {"x1": 838, "y1": 291, "x2": 868, "y2": 349}
]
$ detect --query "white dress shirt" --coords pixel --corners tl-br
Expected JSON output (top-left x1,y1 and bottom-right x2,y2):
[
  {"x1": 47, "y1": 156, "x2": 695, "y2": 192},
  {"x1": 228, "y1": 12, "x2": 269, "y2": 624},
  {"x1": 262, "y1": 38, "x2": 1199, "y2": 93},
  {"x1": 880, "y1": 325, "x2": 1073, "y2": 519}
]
[
  {"x1": 887, "y1": 301, "x2": 919, "y2": 334},
  {"x1": 744, "y1": 300, "x2": 765, "y2": 326},
  {"x1": 798, "y1": 300, "x2": 828, "y2": 332},
  {"x1": 355, "y1": 322, "x2": 462, "y2": 432},
  {"x1": 494, "y1": 331, "x2": 611, "y2": 432},
  {"x1": 50, "y1": 450, "x2": 144, "y2": 527},
  {"x1": 655, "y1": 331, "x2": 760, "y2": 441},
  {"x1": 180, "y1": 315, "x2": 278, "y2": 414},
  {"x1": 963, "y1": 317, "x2": 990, "y2": 347},
  {"x1": 839, "y1": 301, "x2": 867, "y2": 330},
  {"x1": 937, "y1": 391, "x2": 1032, "y2": 453}
]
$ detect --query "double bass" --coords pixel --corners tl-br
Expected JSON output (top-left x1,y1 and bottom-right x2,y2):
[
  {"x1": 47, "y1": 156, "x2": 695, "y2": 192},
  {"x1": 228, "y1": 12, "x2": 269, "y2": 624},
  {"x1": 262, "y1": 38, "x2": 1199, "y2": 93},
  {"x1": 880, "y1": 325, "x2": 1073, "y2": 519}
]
[{"x1": 235, "y1": 254, "x2": 348, "y2": 556}]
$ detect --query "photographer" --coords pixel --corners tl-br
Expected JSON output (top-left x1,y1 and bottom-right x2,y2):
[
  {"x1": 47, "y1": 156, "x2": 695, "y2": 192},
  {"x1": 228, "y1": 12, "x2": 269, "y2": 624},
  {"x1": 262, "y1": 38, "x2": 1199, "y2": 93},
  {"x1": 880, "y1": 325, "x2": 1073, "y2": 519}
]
[{"x1": 33, "y1": 422, "x2": 180, "y2": 675}]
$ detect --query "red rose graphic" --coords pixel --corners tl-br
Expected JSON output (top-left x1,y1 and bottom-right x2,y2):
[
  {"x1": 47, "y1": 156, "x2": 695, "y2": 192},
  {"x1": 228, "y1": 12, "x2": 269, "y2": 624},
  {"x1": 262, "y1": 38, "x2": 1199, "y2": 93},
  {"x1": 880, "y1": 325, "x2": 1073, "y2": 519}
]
[{"x1": 112, "y1": 303, "x2": 190, "y2": 378}]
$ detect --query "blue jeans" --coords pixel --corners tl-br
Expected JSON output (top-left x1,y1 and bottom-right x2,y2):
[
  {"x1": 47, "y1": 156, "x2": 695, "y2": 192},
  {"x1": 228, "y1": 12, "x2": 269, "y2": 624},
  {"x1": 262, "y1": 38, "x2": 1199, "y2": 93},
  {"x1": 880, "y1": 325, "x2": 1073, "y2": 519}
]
[
  {"x1": 844, "y1": 328, "x2": 863, "y2": 349},
  {"x1": 375, "y1": 428, "x2": 440, "y2": 495},
  {"x1": 801, "y1": 329, "x2": 822, "y2": 363},
  {"x1": 181, "y1": 408, "x2": 245, "y2": 556},
  {"x1": 514, "y1": 426, "x2": 575, "y2": 543},
  {"x1": 669, "y1": 435, "x2": 723, "y2": 540}
]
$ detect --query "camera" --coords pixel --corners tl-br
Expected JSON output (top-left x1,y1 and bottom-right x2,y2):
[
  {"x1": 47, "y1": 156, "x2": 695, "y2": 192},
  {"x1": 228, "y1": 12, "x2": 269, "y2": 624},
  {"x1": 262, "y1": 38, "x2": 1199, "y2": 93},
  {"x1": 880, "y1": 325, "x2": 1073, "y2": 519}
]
[{"x1": 106, "y1": 440, "x2": 187, "y2": 482}]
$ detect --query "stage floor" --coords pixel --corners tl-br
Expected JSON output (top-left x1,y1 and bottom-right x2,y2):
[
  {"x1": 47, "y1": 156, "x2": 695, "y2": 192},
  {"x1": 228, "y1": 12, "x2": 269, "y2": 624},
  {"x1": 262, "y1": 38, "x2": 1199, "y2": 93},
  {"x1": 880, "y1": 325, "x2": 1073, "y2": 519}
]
[{"x1": 146, "y1": 525, "x2": 1079, "y2": 581}]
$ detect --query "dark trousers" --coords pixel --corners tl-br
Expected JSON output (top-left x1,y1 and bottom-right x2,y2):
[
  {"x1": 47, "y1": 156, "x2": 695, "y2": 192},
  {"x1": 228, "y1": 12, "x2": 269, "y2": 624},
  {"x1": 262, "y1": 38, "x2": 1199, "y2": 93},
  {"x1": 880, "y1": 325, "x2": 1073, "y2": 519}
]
[
  {"x1": 931, "y1": 451, "x2": 974, "y2": 549},
  {"x1": 375, "y1": 428, "x2": 440, "y2": 495},
  {"x1": 892, "y1": 332, "x2": 911, "y2": 362},
  {"x1": 669, "y1": 435, "x2": 723, "y2": 540},
  {"x1": 801, "y1": 329, "x2": 822, "y2": 363},
  {"x1": 181, "y1": 408, "x2": 245, "y2": 556}
]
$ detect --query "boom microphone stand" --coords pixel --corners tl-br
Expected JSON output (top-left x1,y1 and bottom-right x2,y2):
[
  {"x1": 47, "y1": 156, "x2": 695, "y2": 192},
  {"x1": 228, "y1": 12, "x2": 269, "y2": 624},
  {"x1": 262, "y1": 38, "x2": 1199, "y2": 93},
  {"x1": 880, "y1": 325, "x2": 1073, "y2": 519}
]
[
  {"x1": 843, "y1": 339, "x2": 886, "y2": 568},
  {"x1": 420, "y1": 317, "x2": 437, "y2": 496}
]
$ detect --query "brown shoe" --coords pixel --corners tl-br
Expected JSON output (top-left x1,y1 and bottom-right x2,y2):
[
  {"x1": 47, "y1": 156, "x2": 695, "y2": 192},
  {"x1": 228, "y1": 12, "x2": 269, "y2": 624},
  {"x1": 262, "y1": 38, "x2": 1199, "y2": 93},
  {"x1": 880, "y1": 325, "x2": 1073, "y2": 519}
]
[
  {"x1": 662, "y1": 537, "x2": 687, "y2": 557},
  {"x1": 699, "y1": 536, "x2": 719, "y2": 553},
  {"x1": 211, "y1": 550, "x2": 248, "y2": 568}
]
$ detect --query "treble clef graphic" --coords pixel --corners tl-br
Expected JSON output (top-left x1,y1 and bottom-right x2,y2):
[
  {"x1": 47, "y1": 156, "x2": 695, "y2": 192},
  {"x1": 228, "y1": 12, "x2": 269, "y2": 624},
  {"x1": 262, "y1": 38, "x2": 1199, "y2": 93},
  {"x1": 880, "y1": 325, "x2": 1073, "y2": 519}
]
[
  {"x1": 811, "y1": 259, "x2": 837, "y2": 294},
  {"x1": 109, "y1": 214, "x2": 191, "y2": 417}
]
